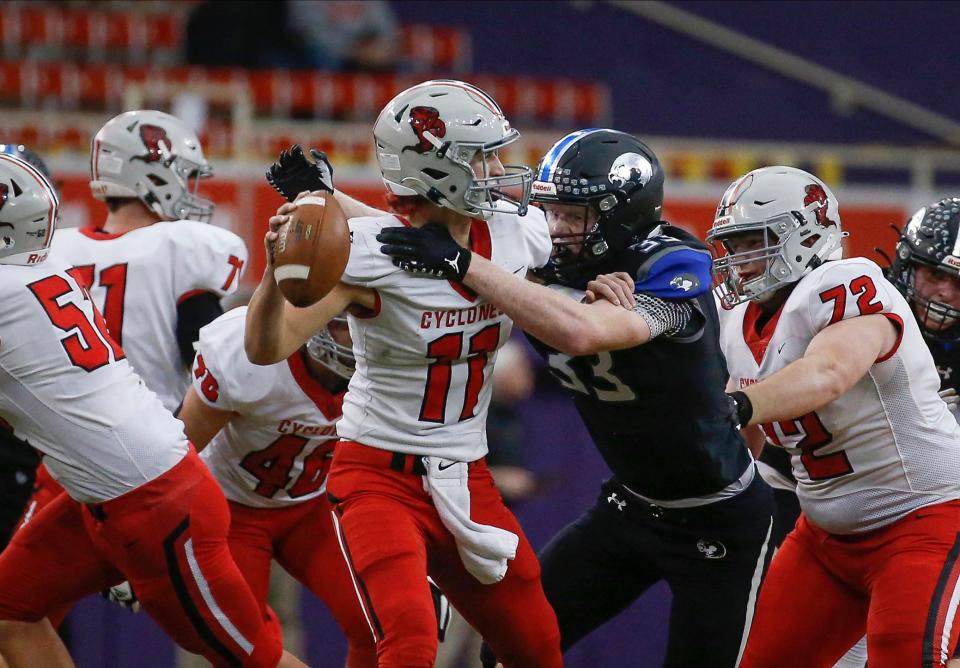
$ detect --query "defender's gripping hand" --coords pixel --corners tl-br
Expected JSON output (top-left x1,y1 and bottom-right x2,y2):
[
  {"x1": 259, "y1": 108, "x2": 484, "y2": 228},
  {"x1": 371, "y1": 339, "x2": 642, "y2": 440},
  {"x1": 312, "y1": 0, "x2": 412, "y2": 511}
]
[
  {"x1": 378, "y1": 224, "x2": 472, "y2": 281},
  {"x1": 266, "y1": 145, "x2": 335, "y2": 202}
]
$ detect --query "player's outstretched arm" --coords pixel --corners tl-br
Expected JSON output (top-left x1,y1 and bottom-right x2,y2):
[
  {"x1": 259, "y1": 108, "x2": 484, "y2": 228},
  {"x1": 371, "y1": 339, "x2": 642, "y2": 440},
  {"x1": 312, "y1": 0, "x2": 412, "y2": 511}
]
[
  {"x1": 176, "y1": 386, "x2": 237, "y2": 451},
  {"x1": 736, "y1": 314, "x2": 899, "y2": 426},
  {"x1": 463, "y1": 255, "x2": 651, "y2": 355}
]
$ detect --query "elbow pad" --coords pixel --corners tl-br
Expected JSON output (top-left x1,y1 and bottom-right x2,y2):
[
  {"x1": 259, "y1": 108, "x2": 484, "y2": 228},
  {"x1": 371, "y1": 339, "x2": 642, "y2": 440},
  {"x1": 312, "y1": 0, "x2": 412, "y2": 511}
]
[{"x1": 632, "y1": 293, "x2": 695, "y2": 338}]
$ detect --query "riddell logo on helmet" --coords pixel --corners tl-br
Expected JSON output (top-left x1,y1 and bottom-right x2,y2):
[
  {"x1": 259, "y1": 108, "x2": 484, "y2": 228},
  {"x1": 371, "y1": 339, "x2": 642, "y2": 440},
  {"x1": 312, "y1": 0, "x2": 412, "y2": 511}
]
[
  {"x1": 130, "y1": 124, "x2": 173, "y2": 164},
  {"x1": 944, "y1": 256, "x2": 960, "y2": 269},
  {"x1": 404, "y1": 107, "x2": 446, "y2": 154},
  {"x1": 803, "y1": 184, "x2": 837, "y2": 227},
  {"x1": 532, "y1": 181, "x2": 556, "y2": 195}
]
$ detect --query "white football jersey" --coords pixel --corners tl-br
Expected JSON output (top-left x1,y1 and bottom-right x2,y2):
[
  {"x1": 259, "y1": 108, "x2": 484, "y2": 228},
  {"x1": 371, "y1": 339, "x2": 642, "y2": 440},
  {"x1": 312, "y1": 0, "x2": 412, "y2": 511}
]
[
  {"x1": 193, "y1": 307, "x2": 343, "y2": 509},
  {"x1": 49, "y1": 221, "x2": 248, "y2": 412},
  {"x1": 338, "y1": 204, "x2": 551, "y2": 461},
  {"x1": 719, "y1": 258, "x2": 960, "y2": 533},
  {"x1": 0, "y1": 256, "x2": 188, "y2": 504}
]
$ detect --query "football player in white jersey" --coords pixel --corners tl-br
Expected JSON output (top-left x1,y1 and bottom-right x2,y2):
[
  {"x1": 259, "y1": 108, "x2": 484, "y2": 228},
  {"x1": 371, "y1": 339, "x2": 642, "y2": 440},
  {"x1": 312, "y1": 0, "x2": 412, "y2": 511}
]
[
  {"x1": 246, "y1": 80, "x2": 563, "y2": 668},
  {"x1": 0, "y1": 154, "x2": 305, "y2": 668},
  {"x1": 51, "y1": 109, "x2": 248, "y2": 414},
  {"x1": 176, "y1": 308, "x2": 377, "y2": 667},
  {"x1": 705, "y1": 166, "x2": 960, "y2": 668}
]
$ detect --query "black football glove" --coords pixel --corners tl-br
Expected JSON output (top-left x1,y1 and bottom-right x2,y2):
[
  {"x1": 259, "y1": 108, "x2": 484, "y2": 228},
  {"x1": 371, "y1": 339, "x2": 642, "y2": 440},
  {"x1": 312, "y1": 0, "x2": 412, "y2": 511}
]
[
  {"x1": 266, "y1": 144, "x2": 334, "y2": 202},
  {"x1": 377, "y1": 224, "x2": 472, "y2": 281},
  {"x1": 726, "y1": 391, "x2": 753, "y2": 430}
]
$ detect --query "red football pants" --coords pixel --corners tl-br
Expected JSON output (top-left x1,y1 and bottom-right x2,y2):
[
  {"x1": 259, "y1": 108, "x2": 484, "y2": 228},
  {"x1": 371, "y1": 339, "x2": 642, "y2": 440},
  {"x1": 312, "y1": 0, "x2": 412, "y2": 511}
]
[
  {"x1": 17, "y1": 461, "x2": 66, "y2": 529},
  {"x1": 740, "y1": 500, "x2": 960, "y2": 668},
  {"x1": 227, "y1": 496, "x2": 376, "y2": 668},
  {"x1": 326, "y1": 440, "x2": 563, "y2": 668},
  {"x1": 0, "y1": 449, "x2": 281, "y2": 668}
]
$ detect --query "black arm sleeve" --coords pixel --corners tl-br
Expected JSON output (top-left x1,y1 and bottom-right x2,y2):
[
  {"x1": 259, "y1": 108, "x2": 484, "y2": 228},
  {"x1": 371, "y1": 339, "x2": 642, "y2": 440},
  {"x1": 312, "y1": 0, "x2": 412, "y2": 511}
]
[{"x1": 175, "y1": 291, "x2": 224, "y2": 367}]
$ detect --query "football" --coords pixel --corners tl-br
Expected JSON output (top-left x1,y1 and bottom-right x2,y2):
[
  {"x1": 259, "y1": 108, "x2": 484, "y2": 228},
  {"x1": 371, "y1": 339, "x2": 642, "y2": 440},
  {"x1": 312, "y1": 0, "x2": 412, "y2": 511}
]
[{"x1": 273, "y1": 193, "x2": 350, "y2": 307}]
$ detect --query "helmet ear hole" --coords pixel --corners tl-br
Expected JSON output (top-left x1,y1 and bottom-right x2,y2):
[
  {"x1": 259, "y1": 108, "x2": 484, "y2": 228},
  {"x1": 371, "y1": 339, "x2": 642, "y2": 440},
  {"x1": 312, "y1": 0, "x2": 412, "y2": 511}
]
[
  {"x1": 422, "y1": 168, "x2": 448, "y2": 181},
  {"x1": 147, "y1": 174, "x2": 167, "y2": 186}
]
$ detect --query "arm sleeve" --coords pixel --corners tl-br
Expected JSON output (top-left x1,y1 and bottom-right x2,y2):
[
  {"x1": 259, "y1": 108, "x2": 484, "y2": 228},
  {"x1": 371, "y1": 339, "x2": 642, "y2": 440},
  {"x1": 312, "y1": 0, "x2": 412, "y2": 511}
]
[
  {"x1": 172, "y1": 223, "x2": 249, "y2": 302},
  {"x1": 192, "y1": 309, "x2": 271, "y2": 412},
  {"x1": 176, "y1": 292, "x2": 224, "y2": 367},
  {"x1": 806, "y1": 261, "x2": 901, "y2": 333},
  {"x1": 341, "y1": 216, "x2": 402, "y2": 286},
  {"x1": 632, "y1": 237, "x2": 714, "y2": 299},
  {"x1": 632, "y1": 292, "x2": 703, "y2": 339}
]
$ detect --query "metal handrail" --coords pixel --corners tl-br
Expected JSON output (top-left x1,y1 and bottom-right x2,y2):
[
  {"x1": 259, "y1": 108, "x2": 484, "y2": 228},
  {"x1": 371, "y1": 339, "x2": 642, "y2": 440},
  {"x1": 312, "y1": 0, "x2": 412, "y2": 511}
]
[{"x1": 607, "y1": 1, "x2": 960, "y2": 146}]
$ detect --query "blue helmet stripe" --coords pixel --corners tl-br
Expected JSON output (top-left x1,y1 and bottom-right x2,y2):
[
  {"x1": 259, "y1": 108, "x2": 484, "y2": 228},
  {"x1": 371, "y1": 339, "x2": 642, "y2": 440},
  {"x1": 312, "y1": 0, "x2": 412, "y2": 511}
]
[{"x1": 537, "y1": 128, "x2": 605, "y2": 182}]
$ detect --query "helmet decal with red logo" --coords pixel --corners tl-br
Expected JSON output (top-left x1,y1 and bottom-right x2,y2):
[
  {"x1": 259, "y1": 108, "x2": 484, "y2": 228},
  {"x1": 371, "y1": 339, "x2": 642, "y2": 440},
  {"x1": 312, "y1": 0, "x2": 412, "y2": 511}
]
[
  {"x1": 131, "y1": 124, "x2": 173, "y2": 164},
  {"x1": 404, "y1": 107, "x2": 446, "y2": 154},
  {"x1": 803, "y1": 183, "x2": 837, "y2": 227}
]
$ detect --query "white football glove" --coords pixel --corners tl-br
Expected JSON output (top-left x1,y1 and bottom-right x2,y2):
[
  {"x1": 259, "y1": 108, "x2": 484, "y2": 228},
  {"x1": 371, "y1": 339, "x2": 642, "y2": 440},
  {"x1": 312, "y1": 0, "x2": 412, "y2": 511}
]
[{"x1": 102, "y1": 581, "x2": 140, "y2": 613}]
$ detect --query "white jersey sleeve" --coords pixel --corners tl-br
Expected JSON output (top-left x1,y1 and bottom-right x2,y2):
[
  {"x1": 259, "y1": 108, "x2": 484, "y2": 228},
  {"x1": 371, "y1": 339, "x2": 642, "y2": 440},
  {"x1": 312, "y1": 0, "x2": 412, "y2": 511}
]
[
  {"x1": 805, "y1": 259, "x2": 903, "y2": 343},
  {"x1": 49, "y1": 221, "x2": 248, "y2": 412},
  {"x1": 0, "y1": 257, "x2": 188, "y2": 504},
  {"x1": 193, "y1": 307, "x2": 343, "y2": 508},
  {"x1": 168, "y1": 221, "x2": 248, "y2": 301},
  {"x1": 337, "y1": 206, "x2": 552, "y2": 461}
]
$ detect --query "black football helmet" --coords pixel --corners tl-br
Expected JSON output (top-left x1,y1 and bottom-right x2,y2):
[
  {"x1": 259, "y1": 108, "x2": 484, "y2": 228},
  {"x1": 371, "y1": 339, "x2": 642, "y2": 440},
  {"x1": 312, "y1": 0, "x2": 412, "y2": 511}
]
[
  {"x1": 890, "y1": 197, "x2": 960, "y2": 341},
  {"x1": 530, "y1": 129, "x2": 664, "y2": 286}
]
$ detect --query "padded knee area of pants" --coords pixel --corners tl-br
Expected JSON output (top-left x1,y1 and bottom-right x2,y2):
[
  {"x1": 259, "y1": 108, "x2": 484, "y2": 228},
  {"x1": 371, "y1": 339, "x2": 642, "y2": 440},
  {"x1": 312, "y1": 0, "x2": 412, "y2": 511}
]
[
  {"x1": 244, "y1": 622, "x2": 283, "y2": 668},
  {"x1": 377, "y1": 605, "x2": 438, "y2": 668}
]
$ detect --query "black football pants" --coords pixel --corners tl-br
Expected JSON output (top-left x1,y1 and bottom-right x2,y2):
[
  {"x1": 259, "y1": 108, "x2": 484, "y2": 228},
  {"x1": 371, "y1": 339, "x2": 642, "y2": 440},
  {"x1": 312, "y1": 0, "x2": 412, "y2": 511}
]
[{"x1": 484, "y1": 472, "x2": 775, "y2": 667}]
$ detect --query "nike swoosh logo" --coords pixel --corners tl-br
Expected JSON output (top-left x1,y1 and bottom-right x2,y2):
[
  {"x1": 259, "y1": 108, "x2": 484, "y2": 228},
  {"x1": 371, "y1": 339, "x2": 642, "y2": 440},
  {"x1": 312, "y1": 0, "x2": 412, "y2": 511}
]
[
  {"x1": 754, "y1": 199, "x2": 776, "y2": 206},
  {"x1": 512, "y1": 266, "x2": 525, "y2": 275},
  {"x1": 777, "y1": 343, "x2": 787, "y2": 354},
  {"x1": 438, "y1": 460, "x2": 457, "y2": 471}
]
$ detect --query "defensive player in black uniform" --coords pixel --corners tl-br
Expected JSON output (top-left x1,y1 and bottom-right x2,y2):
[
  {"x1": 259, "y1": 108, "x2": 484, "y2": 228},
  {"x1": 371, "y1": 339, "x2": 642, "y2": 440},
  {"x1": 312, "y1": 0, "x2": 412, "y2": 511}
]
[
  {"x1": 889, "y1": 197, "x2": 960, "y2": 394},
  {"x1": 378, "y1": 129, "x2": 775, "y2": 667}
]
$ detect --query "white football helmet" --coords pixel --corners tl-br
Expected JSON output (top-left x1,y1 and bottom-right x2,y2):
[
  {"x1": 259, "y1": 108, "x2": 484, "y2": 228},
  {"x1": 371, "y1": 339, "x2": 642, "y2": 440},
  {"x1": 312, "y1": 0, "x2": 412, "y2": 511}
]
[
  {"x1": 306, "y1": 316, "x2": 355, "y2": 380},
  {"x1": 0, "y1": 153, "x2": 59, "y2": 266},
  {"x1": 373, "y1": 79, "x2": 532, "y2": 219},
  {"x1": 89, "y1": 110, "x2": 214, "y2": 222},
  {"x1": 707, "y1": 166, "x2": 845, "y2": 308}
]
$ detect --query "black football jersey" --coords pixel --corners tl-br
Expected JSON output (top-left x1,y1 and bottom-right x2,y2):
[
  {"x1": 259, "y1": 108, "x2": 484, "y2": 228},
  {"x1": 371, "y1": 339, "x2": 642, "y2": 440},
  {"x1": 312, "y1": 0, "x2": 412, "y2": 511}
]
[
  {"x1": 927, "y1": 338, "x2": 960, "y2": 393},
  {"x1": 528, "y1": 224, "x2": 751, "y2": 500}
]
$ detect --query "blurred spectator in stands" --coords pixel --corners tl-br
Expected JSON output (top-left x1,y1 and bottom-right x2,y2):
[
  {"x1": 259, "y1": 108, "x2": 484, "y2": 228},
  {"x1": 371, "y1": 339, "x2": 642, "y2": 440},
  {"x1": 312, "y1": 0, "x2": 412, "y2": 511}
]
[
  {"x1": 286, "y1": 0, "x2": 399, "y2": 72},
  {"x1": 186, "y1": 1, "x2": 308, "y2": 68},
  {"x1": 486, "y1": 338, "x2": 539, "y2": 504}
]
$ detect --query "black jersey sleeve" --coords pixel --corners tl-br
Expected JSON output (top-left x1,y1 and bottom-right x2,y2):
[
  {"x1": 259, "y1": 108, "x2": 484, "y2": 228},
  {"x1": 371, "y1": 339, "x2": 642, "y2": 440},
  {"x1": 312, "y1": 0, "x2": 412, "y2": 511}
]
[
  {"x1": 621, "y1": 231, "x2": 713, "y2": 300},
  {"x1": 175, "y1": 291, "x2": 223, "y2": 367}
]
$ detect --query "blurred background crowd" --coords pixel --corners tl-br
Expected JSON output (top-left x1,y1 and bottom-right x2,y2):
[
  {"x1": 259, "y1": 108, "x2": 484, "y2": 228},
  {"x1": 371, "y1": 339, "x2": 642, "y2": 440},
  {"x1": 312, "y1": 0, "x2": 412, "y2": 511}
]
[{"x1": 1, "y1": 1, "x2": 959, "y2": 666}]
